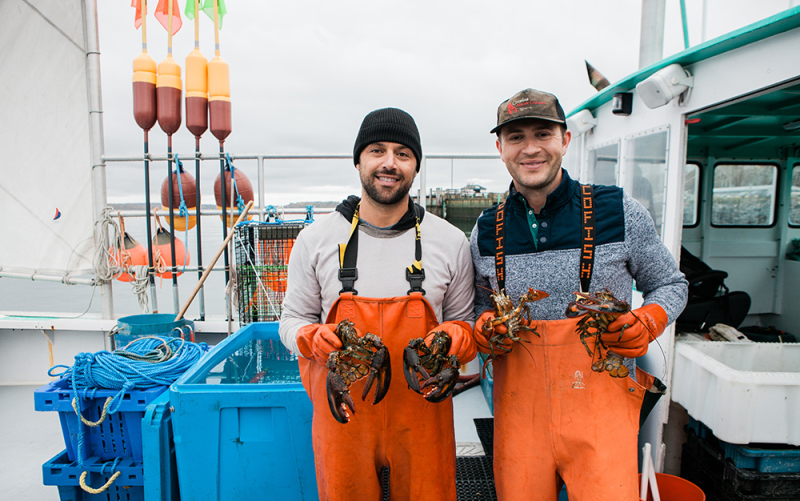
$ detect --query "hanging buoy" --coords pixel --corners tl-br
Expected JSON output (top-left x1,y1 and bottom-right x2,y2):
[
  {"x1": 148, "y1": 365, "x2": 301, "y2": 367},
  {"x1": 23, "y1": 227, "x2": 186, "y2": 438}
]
[
  {"x1": 152, "y1": 209, "x2": 189, "y2": 278},
  {"x1": 185, "y1": 47, "x2": 208, "y2": 137},
  {"x1": 160, "y1": 159, "x2": 198, "y2": 231},
  {"x1": 214, "y1": 160, "x2": 253, "y2": 225},
  {"x1": 156, "y1": 54, "x2": 182, "y2": 135},
  {"x1": 208, "y1": 53, "x2": 231, "y2": 142},
  {"x1": 133, "y1": 51, "x2": 157, "y2": 131},
  {"x1": 113, "y1": 214, "x2": 148, "y2": 283}
]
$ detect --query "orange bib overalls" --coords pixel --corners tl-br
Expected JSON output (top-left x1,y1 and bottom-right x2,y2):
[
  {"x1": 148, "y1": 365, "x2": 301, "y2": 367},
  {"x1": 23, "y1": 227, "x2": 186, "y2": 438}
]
[{"x1": 299, "y1": 293, "x2": 458, "y2": 501}]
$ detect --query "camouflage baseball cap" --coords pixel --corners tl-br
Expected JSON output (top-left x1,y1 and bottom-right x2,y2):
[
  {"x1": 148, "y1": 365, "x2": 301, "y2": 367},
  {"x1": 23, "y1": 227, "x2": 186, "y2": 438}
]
[{"x1": 490, "y1": 88, "x2": 566, "y2": 134}]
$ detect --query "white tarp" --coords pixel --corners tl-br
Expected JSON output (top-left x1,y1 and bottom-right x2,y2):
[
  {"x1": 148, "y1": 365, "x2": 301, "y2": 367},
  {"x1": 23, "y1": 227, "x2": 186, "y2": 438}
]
[{"x1": 0, "y1": 0, "x2": 96, "y2": 278}]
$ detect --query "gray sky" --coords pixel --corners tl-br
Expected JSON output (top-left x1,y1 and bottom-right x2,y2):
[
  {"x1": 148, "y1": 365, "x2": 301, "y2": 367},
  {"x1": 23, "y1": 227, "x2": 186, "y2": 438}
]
[{"x1": 96, "y1": 0, "x2": 795, "y2": 205}]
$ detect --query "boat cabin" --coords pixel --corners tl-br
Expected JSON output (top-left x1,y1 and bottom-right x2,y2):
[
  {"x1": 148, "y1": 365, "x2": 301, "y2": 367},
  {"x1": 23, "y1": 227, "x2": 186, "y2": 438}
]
[{"x1": 565, "y1": 7, "x2": 800, "y2": 473}]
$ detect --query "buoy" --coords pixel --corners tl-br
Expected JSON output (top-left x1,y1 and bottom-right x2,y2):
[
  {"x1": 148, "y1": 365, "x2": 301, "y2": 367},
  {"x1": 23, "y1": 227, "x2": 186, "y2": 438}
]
[
  {"x1": 113, "y1": 214, "x2": 148, "y2": 282},
  {"x1": 214, "y1": 162, "x2": 254, "y2": 225},
  {"x1": 208, "y1": 53, "x2": 231, "y2": 142},
  {"x1": 152, "y1": 211, "x2": 189, "y2": 279},
  {"x1": 133, "y1": 51, "x2": 157, "y2": 131},
  {"x1": 185, "y1": 47, "x2": 208, "y2": 137},
  {"x1": 160, "y1": 162, "x2": 198, "y2": 231},
  {"x1": 156, "y1": 54, "x2": 182, "y2": 135}
]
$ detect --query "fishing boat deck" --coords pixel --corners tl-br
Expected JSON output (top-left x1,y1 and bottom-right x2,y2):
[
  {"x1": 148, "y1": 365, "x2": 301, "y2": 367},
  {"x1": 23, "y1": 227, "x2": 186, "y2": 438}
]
[{"x1": 1, "y1": 380, "x2": 493, "y2": 500}]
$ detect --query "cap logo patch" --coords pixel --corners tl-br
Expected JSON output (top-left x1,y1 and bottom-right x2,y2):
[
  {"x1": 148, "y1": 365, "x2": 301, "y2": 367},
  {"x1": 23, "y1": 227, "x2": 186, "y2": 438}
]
[{"x1": 507, "y1": 103, "x2": 518, "y2": 115}]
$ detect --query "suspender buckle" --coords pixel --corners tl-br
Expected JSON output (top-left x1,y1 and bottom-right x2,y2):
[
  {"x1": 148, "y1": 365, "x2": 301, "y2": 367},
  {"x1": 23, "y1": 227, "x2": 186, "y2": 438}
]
[
  {"x1": 406, "y1": 267, "x2": 426, "y2": 295},
  {"x1": 338, "y1": 268, "x2": 358, "y2": 294}
]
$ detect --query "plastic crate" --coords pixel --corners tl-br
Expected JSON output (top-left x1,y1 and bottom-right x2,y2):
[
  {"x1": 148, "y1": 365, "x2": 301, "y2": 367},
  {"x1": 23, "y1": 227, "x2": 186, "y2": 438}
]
[
  {"x1": 42, "y1": 450, "x2": 143, "y2": 501},
  {"x1": 169, "y1": 322, "x2": 316, "y2": 500},
  {"x1": 34, "y1": 378, "x2": 168, "y2": 462},
  {"x1": 681, "y1": 430, "x2": 724, "y2": 500},
  {"x1": 722, "y1": 459, "x2": 800, "y2": 498},
  {"x1": 672, "y1": 340, "x2": 800, "y2": 445},
  {"x1": 141, "y1": 392, "x2": 180, "y2": 501},
  {"x1": 720, "y1": 442, "x2": 800, "y2": 473},
  {"x1": 689, "y1": 416, "x2": 800, "y2": 473}
]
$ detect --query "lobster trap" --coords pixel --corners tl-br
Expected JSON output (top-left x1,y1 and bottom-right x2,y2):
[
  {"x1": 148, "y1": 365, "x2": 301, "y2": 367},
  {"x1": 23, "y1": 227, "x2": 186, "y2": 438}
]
[{"x1": 234, "y1": 208, "x2": 312, "y2": 324}]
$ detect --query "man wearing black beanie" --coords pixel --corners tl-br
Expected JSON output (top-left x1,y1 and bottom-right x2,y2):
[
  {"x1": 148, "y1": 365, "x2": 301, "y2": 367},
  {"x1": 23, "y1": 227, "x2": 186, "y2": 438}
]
[{"x1": 280, "y1": 107, "x2": 477, "y2": 500}]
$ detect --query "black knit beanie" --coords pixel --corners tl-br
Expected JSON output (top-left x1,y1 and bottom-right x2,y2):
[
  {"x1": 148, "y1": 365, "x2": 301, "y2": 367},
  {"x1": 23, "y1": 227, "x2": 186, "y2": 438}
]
[{"x1": 353, "y1": 108, "x2": 422, "y2": 171}]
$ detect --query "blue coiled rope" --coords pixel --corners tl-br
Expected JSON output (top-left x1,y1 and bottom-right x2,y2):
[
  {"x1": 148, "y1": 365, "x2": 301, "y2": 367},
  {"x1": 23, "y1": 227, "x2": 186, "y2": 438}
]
[{"x1": 48, "y1": 336, "x2": 209, "y2": 470}]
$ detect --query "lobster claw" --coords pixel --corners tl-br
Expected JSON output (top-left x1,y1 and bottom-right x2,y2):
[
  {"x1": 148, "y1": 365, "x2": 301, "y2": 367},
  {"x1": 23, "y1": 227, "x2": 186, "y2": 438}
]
[
  {"x1": 326, "y1": 370, "x2": 355, "y2": 424},
  {"x1": 403, "y1": 343, "x2": 431, "y2": 394},
  {"x1": 361, "y1": 345, "x2": 391, "y2": 405},
  {"x1": 420, "y1": 356, "x2": 460, "y2": 403}
]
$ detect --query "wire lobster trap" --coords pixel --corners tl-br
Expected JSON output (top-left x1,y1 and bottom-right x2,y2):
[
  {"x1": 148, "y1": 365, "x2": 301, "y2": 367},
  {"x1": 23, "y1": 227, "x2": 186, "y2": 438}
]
[{"x1": 234, "y1": 207, "x2": 312, "y2": 324}]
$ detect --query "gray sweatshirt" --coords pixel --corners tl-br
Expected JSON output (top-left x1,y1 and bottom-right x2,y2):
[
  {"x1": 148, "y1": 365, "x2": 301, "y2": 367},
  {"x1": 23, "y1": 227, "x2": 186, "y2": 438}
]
[{"x1": 279, "y1": 208, "x2": 475, "y2": 355}]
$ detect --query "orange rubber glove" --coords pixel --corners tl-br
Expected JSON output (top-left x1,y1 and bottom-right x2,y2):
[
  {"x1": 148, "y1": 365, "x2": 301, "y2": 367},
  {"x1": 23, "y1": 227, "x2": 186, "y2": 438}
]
[
  {"x1": 601, "y1": 303, "x2": 669, "y2": 358},
  {"x1": 473, "y1": 310, "x2": 511, "y2": 354},
  {"x1": 430, "y1": 320, "x2": 477, "y2": 364},
  {"x1": 296, "y1": 323, "x2": 344, "y2": 366}
]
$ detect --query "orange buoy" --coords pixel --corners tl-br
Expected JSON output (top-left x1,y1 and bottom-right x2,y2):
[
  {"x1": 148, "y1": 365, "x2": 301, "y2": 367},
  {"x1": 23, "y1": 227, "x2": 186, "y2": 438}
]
[
  {"x1": 214, "y1": 164, "x2": 253, "y2": 225},
  {"x1": 208, "y1": 53, "x2": 231, "y2": 141},
  {"x1": 185, "y1": 47, "x2": 208, "y2": 137},
  {"x1": 152, "y1": 215, "x2": 189, "y2": 279},
  {"x1": 156, "y1": 55, "x2": 182, "y2": 135},
  {"x1": 113, "y1": 214, "x2": 148, "y2": 282},
  {"x1": 161, "y1": 162, "x2": 198, "y2": 231},
  {"x1": 133, "y1": 51, "x2": 157, "y2": 131}
]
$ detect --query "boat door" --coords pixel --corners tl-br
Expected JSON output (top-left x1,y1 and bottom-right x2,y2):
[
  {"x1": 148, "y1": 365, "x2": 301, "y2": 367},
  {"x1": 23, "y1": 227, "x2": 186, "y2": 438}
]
[{"x1": 683, "y1": 79, "x2": 800, "y2": 332}]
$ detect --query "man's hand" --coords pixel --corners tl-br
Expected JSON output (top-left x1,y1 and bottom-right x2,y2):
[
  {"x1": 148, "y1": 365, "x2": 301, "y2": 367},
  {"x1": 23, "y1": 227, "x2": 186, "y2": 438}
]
[
  {"x1": 600, "y1": 304, "x2": 669, "y2": 358},
  {"x1": 296, "y1": 323, "x2": 345, "y2": 366},
  {"x1": 431, "y1": 321, "x2": 476, "y2": 364},
  {"x1": 474, "y1": 310, "x2": 511, "y2": 353}
]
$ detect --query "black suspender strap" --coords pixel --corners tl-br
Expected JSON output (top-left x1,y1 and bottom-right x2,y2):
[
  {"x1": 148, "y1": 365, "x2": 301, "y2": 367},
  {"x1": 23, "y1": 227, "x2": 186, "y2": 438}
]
[
  {"x1": 494, "y1": 201, "x2": 506, "y2": 292},
  {"x1": 580, "y1": 184, "x2": 595, "y2": 294},
  {"x1": 494, "y1": 186, "x2": 593, "y2": 294},
  {"x1": 405, "y1": 204, "x2": 426, "y2": 295},
  {"x1": 338, "y1": 202, "x2": 426, "y2": 295},
  {"x1": 338, "y1": 205, "x2": 360, "y2": 294}
]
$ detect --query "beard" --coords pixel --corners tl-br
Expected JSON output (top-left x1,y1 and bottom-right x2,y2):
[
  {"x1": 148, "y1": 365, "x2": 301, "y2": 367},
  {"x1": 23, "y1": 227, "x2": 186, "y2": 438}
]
[{"x1": 360, "y1": 170, "x2": 414, "y2": 206}]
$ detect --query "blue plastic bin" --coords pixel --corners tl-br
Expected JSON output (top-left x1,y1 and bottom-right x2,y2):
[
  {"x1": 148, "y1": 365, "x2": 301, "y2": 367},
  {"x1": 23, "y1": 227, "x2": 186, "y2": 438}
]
[
  {"x1": 42, "y1": 450, "x2": 144, "y2": 501},
  {"x1": 113, "y1": 313, "x2": 194, "y2": 349},
  {"x1": 479, "y1": 352, "x2": 494, "y2": 415},
  {"x1": 721, "y1": 442, "x2": 800, "y2": 473},
  {"x1": 688, "y1": 417, "x2": 800, "y2": 473},
  {"x1": 169, "y1": 322, "x2": 316, "y2": 500},
  {"x1": 34, "y1": 378, "x2": 168, "y2": 462},
  {"x1": 141, "y1": 392, "x2": 181, "y2": 501}
]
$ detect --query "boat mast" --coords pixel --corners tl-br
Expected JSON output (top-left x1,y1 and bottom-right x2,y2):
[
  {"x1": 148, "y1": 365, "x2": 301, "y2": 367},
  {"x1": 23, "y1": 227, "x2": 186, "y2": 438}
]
[
  {"x1": 83, "y1": 0, "x2": 114, "y2": 322},
  {"x1": 638, "y1": 0, "x2": 666, "y2": 69}
]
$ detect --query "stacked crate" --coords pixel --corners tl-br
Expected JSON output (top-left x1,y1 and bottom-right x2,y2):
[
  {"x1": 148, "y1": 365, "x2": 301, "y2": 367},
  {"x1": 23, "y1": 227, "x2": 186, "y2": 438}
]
[
  {"x1": 681, "y1": 417, "x2": 800, "y2": 501},
  {"x1": 34, "y1": 379, "x2": 175, "y2": 500}
]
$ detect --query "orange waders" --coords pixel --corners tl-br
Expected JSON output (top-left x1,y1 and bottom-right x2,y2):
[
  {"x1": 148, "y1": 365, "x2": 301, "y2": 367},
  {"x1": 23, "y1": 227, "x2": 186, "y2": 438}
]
[
  {"x1": 492, "y1": 317, "x2": 657, "y2": 501},
  {"x1": 298, "y1": 292, "x2": 457, "y2": 501}
]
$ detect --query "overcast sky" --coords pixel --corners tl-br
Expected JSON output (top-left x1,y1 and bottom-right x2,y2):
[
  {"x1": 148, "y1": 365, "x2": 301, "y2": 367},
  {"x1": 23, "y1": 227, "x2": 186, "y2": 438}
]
[{"x1": 96, "y1": 0, "x2": 797, "y2": 205}]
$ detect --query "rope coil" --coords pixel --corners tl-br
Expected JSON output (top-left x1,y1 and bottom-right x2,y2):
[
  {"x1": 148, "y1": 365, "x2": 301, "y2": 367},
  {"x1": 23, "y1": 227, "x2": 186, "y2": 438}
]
[{"x1": 48, "y1": 336, "x2": 209, "y2": 471}]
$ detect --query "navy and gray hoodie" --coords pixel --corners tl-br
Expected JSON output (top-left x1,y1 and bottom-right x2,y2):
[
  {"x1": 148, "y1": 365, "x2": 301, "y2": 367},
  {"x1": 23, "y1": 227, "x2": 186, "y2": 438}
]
[{"x1": 470, "y1": 169, "x2": 687, "y2": 326}]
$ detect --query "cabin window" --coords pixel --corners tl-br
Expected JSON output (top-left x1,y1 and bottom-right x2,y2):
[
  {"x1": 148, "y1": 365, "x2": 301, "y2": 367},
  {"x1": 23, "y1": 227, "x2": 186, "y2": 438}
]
[
  {"x1": 624, "y1": 129, "x2": 669, "y2": 235},
  {"x1": 587, "y1": 142, "x2": 619, "y2": 186},
  {"x1": 711, "y1": 163, "x2": 778, "y2": 227},
  {"x1": 683, "y1": 163, "x2": 701, "y2": 227},
  {"x1": 791, "y1": 164, "x2": 800, "y2": 226}
]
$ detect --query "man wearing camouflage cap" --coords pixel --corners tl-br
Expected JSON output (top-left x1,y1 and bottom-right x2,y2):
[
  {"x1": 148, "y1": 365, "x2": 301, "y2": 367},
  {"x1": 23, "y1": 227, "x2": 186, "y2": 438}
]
[{"x1": 470, "y1": 89, "x2": 687, "y2": 500}]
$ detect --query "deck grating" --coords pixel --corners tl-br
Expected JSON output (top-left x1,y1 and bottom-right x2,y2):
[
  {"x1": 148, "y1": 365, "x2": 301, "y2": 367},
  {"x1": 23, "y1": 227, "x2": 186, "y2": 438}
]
[{"x1": 474, "y1": 417, "x2": 494, "y2": 456}]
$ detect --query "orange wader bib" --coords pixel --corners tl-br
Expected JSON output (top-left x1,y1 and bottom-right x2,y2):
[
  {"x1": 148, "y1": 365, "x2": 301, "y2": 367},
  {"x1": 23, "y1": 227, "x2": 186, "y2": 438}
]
[
  {"x1": 492, "y1": 317, "x2": 657, "y2": 501},
  {"x1": 298, "y1": 292, "x2": 457, "y2": 501}
]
